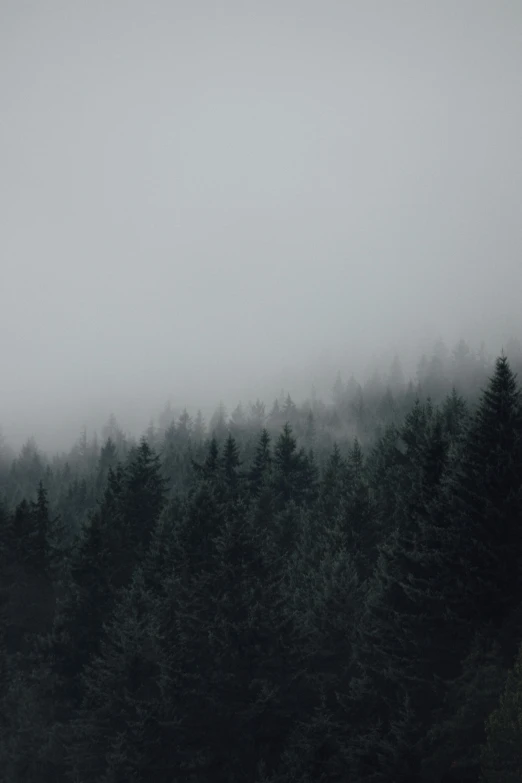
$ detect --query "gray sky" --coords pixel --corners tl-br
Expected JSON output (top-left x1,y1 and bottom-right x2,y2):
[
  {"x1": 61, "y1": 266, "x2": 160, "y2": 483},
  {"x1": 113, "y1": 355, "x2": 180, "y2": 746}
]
[{"x1": 1, "y1": 0, "x2": 521, "y2": 448}]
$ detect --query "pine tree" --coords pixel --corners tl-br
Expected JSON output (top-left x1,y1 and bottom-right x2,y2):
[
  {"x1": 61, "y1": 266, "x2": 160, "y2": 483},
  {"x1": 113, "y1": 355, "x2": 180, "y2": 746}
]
[
  {"x1": 319, "y1": 443, "x2": 346, "y2": 521},
  {"x1": 290, "y1": 542, "x2": 362, "y2": 781},
  {"x1": 453, "y1": 355, "x2": 522, "y2": 643},
  {"x1": 249, "y1": 429, "x2": 272, "y2": 497},
  {"x1": 192, "y1": 436, "x2": 220, "y2": 484},
  {"x1": 48, "y1": 512, "x2": 115, "y2": 704},
  {"x1": 67, "y1": 569, "x2": 163, "y2": 783},
  {"x1": 0, "y1": 498, "x2": 15, "y2": 658},
  {"x1": 47, "y1": 465, "x2": 129, "y2": 703},
  {"x1": 481, "y1": 638, "x2": 522, "y2": 783},
  {"x1": 249, "y1": 399, "x2": 266, "y2": 429},
  {"x1": 423, "y1": 632, "x2": 507, "y2": 783},
  {"x1": 209, "y1": 402, "x2": 228, "y2": 441},
  {"x1": 220, "y1": 433, "x2": 242, "y2": 495},
  {"x1": 193, "y1": 409, "x2": 206, "y2": 442},
  {"x1": 335, "y1": 438, "x2": 377, "y2": 581},
  {"x1": 230, "y1": 402, "x2": 246, "y2": 431},
  {"x1": 305, "y1": 410, "x2": 317, "y2": 449},
  {"x1": 441, "y1": 388, "x2": 468, "y2": 440},
  {"x1": 159, "y1": 496, "x2": 310, "y2": 782},
  {"x1": 0, "y1": 495, "x2": 15, "y2": 569},
  {"x1": 176, "y1": 408, "x2": 193, "y2": 444},
  {"x1": 272, "y1": 424, "x2": 311, "y2": 510},
  {"x1": 269, "y1": 399, "x2": 282, "y2": 428},
  {"x1": 350, "y1": 400, "x2": 469, "y2": 778},
  {"x1": 120, "y1": 438, "x2": 167, "y2": 568},
  {"x1": 30, "y1": 481, "x2": 52, "y2": 574},
  {"x1": 0, "y1": 485, "x2": 63, "y2": 656},
  {"x1": 283, "y1": 394, "x2": 298, "y2": 426},
  {"x1": 95, "y1": 437, "x2": 118, "y2": 498}
]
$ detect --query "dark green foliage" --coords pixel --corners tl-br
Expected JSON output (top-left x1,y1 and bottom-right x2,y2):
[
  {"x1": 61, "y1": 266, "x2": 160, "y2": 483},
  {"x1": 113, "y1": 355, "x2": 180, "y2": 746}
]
[
  {"x1": 481, "y1": 638, "x2": 522, "y2": 782},
  {"x1": 95, "y1": 437, "x2": 118, "y2": 497},
  {"x1": 119, "y1": 438, "x2": 167, "y2": 567},
  {"x1": 48, "y1": 443, "x2": 166, "y2": 704},
  {"x1": 342, "y1": 438, "x2": 376, "y2": 579},
  {"x1": 272, "y1": 423, "x2": 317, "y2": 509},
  {"x1": 0, "y1": 484, "x2": 62, "y2": 659},
  {"x1": 319, "y1": 442, "x2": 346, "y2": 519},
  {"x1": 452, "y1": 356, "x2": 522, "y2": 643},
  {"x1": 349, "y1": 396, "x2": 476, "y2": 779},
  {"x1": 1, "y1": 349, "x2": 522, "y2": 782},
  {"x1": 192, "y1": 435, "x2": 220, "y2": 483},
  {"x1": 0, "y1": 494, "x2": 15, "y2": 566},
  {"x1": 66, "y1": 569, "x2": 163, "y2": 783},
  {"x1": 221, "y1": 433, "x2": 242, "y2": 495},
  {"x1": 249, "y1": 428, "x2": 272, "y2": 496},
  {"x1": 423, "y1": 634, "x2": 507, "y2": 783},
  {"x1": 49, "y1": 489, "x2": 120, "y2": 702}
]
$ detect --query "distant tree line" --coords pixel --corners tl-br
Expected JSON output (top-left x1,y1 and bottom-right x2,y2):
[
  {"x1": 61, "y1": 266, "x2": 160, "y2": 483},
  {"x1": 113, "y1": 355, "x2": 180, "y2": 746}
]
[{"x1": 1, "y1": 336, "x2": 522, "y2": 782}]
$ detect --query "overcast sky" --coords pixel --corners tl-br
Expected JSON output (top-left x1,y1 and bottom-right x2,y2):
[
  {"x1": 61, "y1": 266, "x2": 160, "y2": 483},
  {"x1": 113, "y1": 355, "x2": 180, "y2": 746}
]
[{"x1": 1, "y1": 0, "x2": 521, "y2": 448}]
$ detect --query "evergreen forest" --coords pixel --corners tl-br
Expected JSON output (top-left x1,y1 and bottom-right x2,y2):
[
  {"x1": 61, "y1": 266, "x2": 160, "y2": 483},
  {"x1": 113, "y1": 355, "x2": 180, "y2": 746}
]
[{"x1": 2, "y1": 339, "x2": 522, "y2": 783}]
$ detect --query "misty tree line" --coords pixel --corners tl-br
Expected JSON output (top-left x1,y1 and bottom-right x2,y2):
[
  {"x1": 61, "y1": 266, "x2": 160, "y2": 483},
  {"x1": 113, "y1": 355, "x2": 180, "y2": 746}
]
[{"x1": 1, "y1": 336, "x2": 522, "y2": 782}]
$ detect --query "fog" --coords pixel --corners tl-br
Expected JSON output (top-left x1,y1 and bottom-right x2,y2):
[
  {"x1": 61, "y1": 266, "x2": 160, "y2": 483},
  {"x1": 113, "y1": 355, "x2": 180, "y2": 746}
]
[{"x1": 1, "y1": 0, "x2": 521, "y2": 450}]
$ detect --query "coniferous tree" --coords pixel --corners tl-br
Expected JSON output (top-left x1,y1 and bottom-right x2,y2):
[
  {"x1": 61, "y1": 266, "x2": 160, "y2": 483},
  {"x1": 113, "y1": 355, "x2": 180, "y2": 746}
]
[
  {"x1": 209, "y1": 402, "x2": 228, "y2": 441},
  {"x1": 0, "y1": 497, "x2": 15, "y2": 656},
  {"x1": 249, "y1": 399, "x2": 266, "y2": 430},
  {"x1": 481, "y1": 638, "x2": 522, "y2": 783},
  {"x1": 95, "y1": 437, "x2": 118, "y2": 497},
  {"x1": 48, "y1": 489, "x2": 120, "y2": 704},
  {"x1": 176, "y1": 408, "x2": 193, "y2": 444},
  {"x1": 29, "y1": 481, "x2": 52, "y2": 574},
  {"x1": 422, "y1": 632, "x2": 507, "y2": 783},
  {"x1": 1, "y1": 485, "x2": 62, "y2": 656},
  {"x1": 67, "y1": 568, "x2": 163, "y2": 783},
  {"x1": 249, "y1": 428, "x2": 272, "y2": 497},
  {"x1": 452, "y1": 356, "x2": 522, "y2": 649},
  {"x1": 193, "y1": 409, "x2": 206, "y2": 442},
  {"x1": 330, "y1": 438, "x2": 377, "y2": 582},
  {"x1": 319, "y1": 443, "x2": 346, "y2": 521},
  {"x1": 441, "y1": 388, "x2": 468, "y2": 440},
  {"x1": 272, "y1": 424, "x2": 311, "y2": 510},
  {"x1": 3, "y1": 344, "x2": 522, "y2": 782},
  {"x1": 220, "y1": 433, "x2": 242, "y2": 497},
  {"x1": 119, "y1": 438, "x2": 167, "y2": 575},
  {"x1": 192, "y1": 436, "x2": 220, "y2": 484},
  {"x1": 350, "y1": 400, "x2": 468, "y2": 779}
]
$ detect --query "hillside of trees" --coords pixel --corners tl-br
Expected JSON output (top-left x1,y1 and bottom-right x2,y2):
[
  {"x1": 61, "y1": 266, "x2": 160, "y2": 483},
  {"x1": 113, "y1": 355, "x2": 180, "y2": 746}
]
[{"x1": 1, "y1": 337, "x2": 522, "y2": 782}]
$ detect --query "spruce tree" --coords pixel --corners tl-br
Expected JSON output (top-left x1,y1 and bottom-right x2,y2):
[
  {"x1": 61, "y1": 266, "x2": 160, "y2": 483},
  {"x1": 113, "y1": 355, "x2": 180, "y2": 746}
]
[
  {"x1": 95, "y1": 437, "x2": 118, "y2": 497},
  {"x1": 47, "y1": 464, "x2": 129, "y2": 702},
  {"x1": 192, "y1": 436, "x2": 220, "y2": 484},
  {"x1": 272, "y1": 424, "x2": 311, "y2": 510},
  {"x1": 338, "y1": 438, "x2": 376, "y2": 581},
  {"x1": 421, "y1": 632, "x2": 506, "y2": 783},
  {"x1": 481, "y1": 637, "x2": 522, "y2": 783},
  {"x1": 249, "y1": 428, "x2": 272, "y2": 497},
  {"x1": 66, "y1": 569, "x2": 163, "y2": 783},
  {"x1": 350, "y1": 400, "x2": 469, "y2": 779},
  {"x1": 220, "y1": 433, "x2": 242, "y2": 496},
  {"x1": 453, "y1": 355, "x2": 522, "y2": 646},
  {"x1": 319, "y1": 443, "x2": 346, "y2": 520},
  {"x1": 119, "y1": 438, "x2": 167, "y2": 574}
]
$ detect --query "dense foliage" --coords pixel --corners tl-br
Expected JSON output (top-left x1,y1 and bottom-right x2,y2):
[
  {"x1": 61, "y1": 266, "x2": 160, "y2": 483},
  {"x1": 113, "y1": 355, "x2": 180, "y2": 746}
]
[{"x1": 1, "y1": 339, "x2": 522, "y2": 782}]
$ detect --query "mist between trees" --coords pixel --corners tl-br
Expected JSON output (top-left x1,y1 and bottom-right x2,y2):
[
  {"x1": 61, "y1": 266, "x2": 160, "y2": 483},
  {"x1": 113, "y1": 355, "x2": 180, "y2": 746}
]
[{"x1": 1, "y1": 336, "x2": 522, "y2": 782}]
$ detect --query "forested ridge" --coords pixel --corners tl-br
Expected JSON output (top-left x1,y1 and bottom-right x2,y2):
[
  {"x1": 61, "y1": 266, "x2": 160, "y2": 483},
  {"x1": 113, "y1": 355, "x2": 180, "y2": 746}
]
[{"x1": 1, "y1": 339, "x2": 522, "y2": 782}]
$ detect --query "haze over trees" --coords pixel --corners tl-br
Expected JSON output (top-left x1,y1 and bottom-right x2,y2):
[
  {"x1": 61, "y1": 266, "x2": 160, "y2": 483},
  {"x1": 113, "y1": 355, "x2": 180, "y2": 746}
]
[
  {"x1": 1, "y1": 341, "x2": 522, "y2": 782},
  {"x1": 2, "y1": 2, "x2": 522, "y2": 781}
]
